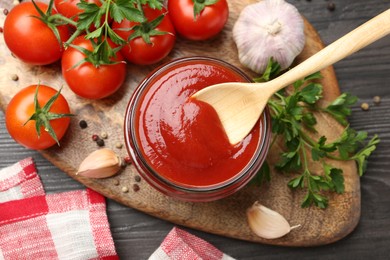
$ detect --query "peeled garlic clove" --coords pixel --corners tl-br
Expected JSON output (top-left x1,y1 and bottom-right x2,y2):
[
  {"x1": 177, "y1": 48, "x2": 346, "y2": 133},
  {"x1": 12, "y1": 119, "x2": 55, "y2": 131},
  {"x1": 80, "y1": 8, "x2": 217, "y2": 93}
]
[
  {"x1": 247, "y1": 201, "x2": 300, "y2": 239},
  {"x1": 233, "y1": 0, "x2": 305, "y2": 74},
  {"x1": 77, "y1": 148, "x2": 122, "y2": 178}
]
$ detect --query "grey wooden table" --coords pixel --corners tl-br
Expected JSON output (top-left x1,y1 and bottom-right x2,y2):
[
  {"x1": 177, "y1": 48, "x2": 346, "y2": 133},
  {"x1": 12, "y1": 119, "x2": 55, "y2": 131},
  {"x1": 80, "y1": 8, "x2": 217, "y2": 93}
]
[{"x1": 1, "y1": 0, "x2": 390, "y2": 259}]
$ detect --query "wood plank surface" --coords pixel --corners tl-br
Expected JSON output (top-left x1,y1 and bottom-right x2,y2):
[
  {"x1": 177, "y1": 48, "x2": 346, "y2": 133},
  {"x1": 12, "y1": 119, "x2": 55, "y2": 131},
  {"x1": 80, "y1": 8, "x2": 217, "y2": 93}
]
[{"x1": 1, "y1": 0, "x2": 390, "y2": 259}]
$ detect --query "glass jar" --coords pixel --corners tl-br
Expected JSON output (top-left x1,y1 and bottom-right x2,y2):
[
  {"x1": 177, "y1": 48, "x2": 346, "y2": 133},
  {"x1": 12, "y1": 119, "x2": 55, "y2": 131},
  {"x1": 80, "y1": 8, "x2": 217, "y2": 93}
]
[{"x1": 124, "y1": 57, "x2": 271, "y2": 202}]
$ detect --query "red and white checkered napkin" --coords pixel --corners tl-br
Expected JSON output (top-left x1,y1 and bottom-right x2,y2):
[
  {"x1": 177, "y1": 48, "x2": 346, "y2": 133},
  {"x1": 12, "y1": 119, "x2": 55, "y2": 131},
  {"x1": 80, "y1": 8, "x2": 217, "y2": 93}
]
[
  {"x1": 149, "y1": 227, "x2": 235, "y2": 260},
  {"x1": 0, "y1": 157, "x2": 45, "y2": 202},
  {"x1": 0, "y1": 158, "x2": 118, "y2": 260}
]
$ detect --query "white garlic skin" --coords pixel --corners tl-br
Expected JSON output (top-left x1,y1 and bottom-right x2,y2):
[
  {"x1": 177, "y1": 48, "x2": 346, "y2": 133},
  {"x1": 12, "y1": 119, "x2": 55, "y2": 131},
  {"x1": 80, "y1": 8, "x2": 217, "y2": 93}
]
[
  {"x1": 247, "y1": 201, "x2": 299, "y2": 239},
  {"x1": 233, "y1": 0, "x2": 305, "y2": 74},
  {"x1": 77, "y1": 148, "x2": 122, "y2": 178}
]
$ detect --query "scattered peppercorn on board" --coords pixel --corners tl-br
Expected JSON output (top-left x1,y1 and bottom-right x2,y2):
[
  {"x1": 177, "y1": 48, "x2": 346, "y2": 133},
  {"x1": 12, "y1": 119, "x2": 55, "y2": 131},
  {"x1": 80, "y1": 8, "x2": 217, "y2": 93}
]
[{"x1": 0, "y1": 0, "x2": 359, "y2": 246}]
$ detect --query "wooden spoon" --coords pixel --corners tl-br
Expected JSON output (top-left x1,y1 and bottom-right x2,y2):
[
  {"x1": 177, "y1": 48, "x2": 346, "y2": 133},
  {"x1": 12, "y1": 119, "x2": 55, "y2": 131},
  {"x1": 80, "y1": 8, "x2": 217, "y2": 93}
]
[{"x1": 192, "y1": 9, "x2": 390, "y2": 145}]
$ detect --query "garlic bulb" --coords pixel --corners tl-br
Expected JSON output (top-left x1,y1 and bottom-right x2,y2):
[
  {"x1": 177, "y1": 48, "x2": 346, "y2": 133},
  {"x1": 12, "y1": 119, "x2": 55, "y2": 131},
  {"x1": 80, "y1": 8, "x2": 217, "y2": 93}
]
[
  {"x1": 77, "y1": 148, "x2": 122, "y2": 178},
  {"x1": 246, "y1": 201, "x2": 300, "y2": 239},
  {"x1": 233, "y1": 0, "x2": 305, "y2": 74}
]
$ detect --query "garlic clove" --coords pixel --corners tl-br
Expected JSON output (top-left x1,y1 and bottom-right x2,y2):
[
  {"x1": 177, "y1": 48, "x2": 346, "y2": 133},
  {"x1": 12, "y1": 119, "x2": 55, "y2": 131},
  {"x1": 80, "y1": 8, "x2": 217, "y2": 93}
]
[
  {"x1": 77, "y1": 148, "x2": 122, "y2": 178},
  {"x1": 246, "y1": 201, "x2": 300, "y2": 239},
  {"x1": 232, "y1": 0, "x2": 305, "y2": 74}
]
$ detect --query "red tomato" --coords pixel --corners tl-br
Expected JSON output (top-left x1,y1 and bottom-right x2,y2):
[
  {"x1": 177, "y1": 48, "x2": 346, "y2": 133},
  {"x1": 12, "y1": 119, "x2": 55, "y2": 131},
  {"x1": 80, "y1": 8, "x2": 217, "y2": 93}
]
[
  {"x1": 168, "y1": 0, "x2": 229, "y2": 40},
  {"x1": 54, "y1": 0, "x2": 101, "y2": 21},
  {"x1": 112, "y1": 6, "x2": 176, "y2": 65},
  {"x1": 3, "y1": 2, "x2": 70, "y2": 65},
  {"x1": 61, "y1": 36, "x2": 127, "y2": 99},
  {"x1": 5, "y1": 85, "x2": 71, "y2": 150}
]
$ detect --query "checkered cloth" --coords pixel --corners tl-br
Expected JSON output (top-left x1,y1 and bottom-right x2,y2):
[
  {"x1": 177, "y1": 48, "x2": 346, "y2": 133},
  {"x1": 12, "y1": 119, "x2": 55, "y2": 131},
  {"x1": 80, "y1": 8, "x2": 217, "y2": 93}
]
[
  {"x1": 149, "y1": 227, "x2": 235, "y2": 260},
  {"x1": 0, "y1": 157, "x2": 44, "y2": 202},
  {"x1": 0, "y1": 158, "x2": 118, "y2": 260}
]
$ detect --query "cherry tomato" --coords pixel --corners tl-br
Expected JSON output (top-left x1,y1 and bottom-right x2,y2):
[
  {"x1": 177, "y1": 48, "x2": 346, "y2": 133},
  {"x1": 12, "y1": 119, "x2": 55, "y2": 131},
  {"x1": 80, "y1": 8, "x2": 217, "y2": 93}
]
[
  {"x1": 168, "y1": 0, "x2": 229, "y2": 41},
  {"x1": 3, "y1": 2, "x2": 70, "y2": 65},
  {"x1": 112, "y1": 6, "x2": 176, "y2": 65},
  {"x1": 5, "y1": 85, "x2": 71, "y2": 150},
  {"x1": 61, "y1": 36, "x2": 127, "y2": 99}
]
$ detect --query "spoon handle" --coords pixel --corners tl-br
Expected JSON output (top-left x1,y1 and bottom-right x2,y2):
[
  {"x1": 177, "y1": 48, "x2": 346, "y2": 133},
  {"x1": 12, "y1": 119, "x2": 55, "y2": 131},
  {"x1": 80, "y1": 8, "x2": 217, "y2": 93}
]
[{"x1": 268, "y1": 8, "x2": 390, "y2": 92}]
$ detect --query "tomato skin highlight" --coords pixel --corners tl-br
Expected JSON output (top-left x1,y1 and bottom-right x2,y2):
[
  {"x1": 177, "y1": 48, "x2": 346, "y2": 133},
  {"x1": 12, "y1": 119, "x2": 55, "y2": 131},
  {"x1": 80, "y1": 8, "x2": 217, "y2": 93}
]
[
  {"x1": 112, "y1": 6, "x2": 176, "y2": 65},
  {"x1": 61, "y1": 36, "x2": 127, "y2": 99},
  {"x1": 5, "y1": 85, "x2": 71, "y2": 150},
  {"x1": 168, "y1": 0, "x2": 229, "y2": 41},
  {"x1": 3, "y1": 2, "x2": 70, "y2": 65}
]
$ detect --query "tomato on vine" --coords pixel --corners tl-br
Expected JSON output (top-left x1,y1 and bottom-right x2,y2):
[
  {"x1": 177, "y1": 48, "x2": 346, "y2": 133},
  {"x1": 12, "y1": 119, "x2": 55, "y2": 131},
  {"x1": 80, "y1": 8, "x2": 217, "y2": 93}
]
[
  {"x1": 3, "y1": 1, "x2": 70, "y2": 65},
  {"x1": 112, "y1": 5, "x2": 176, "y2": 65},
  {"x1": 61, "y1": 36, "x2": 127, "y2": 99},
  {"x1": 168, "y1": 0, "x2": 229, "y2": 41},
  {"x1": 5, "y1": 85, "x2": 72, "y2": 150}
]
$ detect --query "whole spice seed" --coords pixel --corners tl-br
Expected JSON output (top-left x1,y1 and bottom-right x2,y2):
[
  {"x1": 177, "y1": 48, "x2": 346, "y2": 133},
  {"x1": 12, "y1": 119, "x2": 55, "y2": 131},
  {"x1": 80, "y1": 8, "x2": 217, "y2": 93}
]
[
  {"x1": 115, "y1": 142, "x2": 123, "y2": 149},
  {"x1": 79, "y1": 120, "x2": 88, "y2": 129},
  {"x1": 327, "y1": 2, "x2": 336, "y2": 11},
  {"x1": 96, "y1": 138, "x2": 105, "y2": 147},
  {"x1": 124, "y1": 156, "x2": 132, "y2": 164},
  {"x1": 361, "y1": 102, "x2": 370, "y2": 111},
  {"x1": 10, "y1": 74, "x2": 18, "y2": 81},
  {"x1": 121, "y1": 186, "x2": 129, "y2": 193},
  {"x1": 3, "y1": 9, "x2": 9, "y2": 15},
  {"x1": 92, "y1": 134, "x2": 99, "y2": 141},
  {"x1": 0, "y1": 27, "x2": 3, "y2": 33},
  {"x1": 101, "y1": 132, "x2": 108, "y2": 139},
  {"x1": 133, "y1": 184, "x2": 140, "y2": 192},
  {"x1": 373, "y1": 96, "x2": 381, "y2": 105},
  {"x1": 113, "y1": 179, "x2": 120, "y2": 186},
  {"x1": 134, "y1": 175, "x2": 141, "y2": 182}
]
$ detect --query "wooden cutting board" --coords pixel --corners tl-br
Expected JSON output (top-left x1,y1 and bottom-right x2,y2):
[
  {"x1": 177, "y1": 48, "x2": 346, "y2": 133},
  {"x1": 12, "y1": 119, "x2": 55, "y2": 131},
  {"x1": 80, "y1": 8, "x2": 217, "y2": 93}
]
[{"x1": 0, "y1": 0, "x2": 359, "y2": 246}]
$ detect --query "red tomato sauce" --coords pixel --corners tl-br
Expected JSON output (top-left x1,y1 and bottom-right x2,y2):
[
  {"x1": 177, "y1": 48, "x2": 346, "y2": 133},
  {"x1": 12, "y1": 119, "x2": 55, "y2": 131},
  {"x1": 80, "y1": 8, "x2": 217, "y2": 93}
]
[{"x1": 134, "y1": 60, "x2": 261, "y2": 188}]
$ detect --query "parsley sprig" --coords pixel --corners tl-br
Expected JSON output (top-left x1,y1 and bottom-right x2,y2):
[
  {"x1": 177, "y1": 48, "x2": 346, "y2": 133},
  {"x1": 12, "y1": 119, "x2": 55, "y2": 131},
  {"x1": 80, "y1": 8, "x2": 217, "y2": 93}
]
[{"x1": 255, "y1": 59, "x2": 379, "y2": 209}]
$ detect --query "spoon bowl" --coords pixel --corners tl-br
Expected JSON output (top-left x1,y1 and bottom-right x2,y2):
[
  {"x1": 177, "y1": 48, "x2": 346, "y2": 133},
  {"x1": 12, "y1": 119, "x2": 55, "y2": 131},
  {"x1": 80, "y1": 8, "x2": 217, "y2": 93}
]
[{"x1": 193, "y1": 8, "x2": 390, "y2": 145}]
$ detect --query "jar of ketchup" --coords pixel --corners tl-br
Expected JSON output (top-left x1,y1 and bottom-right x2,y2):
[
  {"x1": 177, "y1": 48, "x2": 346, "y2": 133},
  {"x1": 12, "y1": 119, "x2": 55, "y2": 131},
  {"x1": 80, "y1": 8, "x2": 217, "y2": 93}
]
[{"x1": 124, "y1": 57, "x2": 271, "y2": 202}]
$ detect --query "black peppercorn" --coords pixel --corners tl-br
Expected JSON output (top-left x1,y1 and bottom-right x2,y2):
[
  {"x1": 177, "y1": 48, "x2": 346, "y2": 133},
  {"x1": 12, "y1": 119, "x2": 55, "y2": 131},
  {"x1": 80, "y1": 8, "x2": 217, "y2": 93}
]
[
  {"x1": 327, "y1": 2, "x2": 336, "y2": 11},
  {"x1": 133, "y1": 184, "x2": 140, "y2": 192},
  {"x1": 96, "y1": 138, "x2": 105, "y2": 147},
  {"x1": 79, "y1": 120, "x2": 88, "y2": 129}
]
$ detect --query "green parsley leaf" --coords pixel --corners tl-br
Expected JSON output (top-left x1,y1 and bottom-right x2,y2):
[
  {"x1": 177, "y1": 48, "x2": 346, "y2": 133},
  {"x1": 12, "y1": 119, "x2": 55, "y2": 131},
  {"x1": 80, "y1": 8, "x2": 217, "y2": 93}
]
[
  {"x1": 110, "y1": 0, "x2": 144, "y2": 23},
  {"x1": 254, "y1": 58, "x2": 281, "y2": 82},
  {"x1": 138, "y1": 0, "x2": 164, "y2": 9},
  {"x1": 299, "y1": 83, "x2": 323, "y2": 105},
  {"x1": 324, "y1": 93, "x2": 358, "y2": 126},
  {"x1": 77, "y1": 0, "x2": 103, "y2": 31},
  {"x1": 351, "y1": 134, "x2": 380, "y2": 176}
]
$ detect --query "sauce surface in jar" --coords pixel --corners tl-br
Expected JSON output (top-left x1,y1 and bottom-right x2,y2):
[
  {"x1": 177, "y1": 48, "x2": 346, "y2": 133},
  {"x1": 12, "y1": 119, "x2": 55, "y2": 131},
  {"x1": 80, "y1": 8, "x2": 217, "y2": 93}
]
[{"x1": 133, "y1": 59, "x2": 262, "y2": 188}]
